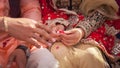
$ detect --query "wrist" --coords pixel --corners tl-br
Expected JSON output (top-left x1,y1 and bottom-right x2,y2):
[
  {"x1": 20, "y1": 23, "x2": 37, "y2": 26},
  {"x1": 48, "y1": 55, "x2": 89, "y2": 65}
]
[
  {"x1": 73, "y1": 28, "x2": 85, "y2": 42},
  {"x1": 78, "y1": 28, "x2": 85, "y2": 38},
  {"x1": 74, "y1": 28, "x2": 85, "y2": 38},
  {"x1": 16, "y1": 45, "x2": 30, "y2": 58}
]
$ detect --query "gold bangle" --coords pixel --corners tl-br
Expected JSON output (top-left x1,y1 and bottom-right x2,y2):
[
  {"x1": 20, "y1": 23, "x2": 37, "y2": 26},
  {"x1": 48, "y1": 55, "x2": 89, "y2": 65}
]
[{"x1": 3, "y1": 17, "x2": 8, "y2": 32}]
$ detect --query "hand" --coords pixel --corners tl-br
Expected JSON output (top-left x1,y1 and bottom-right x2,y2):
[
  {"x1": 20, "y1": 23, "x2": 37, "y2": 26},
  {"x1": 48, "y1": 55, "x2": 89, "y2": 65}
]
[
  {"x1": 7, "y1": 49, "x2": 26, "y2": 68},
  {"x1": 59, "y1": 28, "x2": 84, "y2": 46},
  {"x1": 6, "y1": 17, "x2": 55, "y2": 47},
  {"x1": 49, "y1": 23, "x2": 65, "y2": 41},
  {"x1": 51, "y1": 24, "x2": 65, "y2": 34},
  {"x1": 45, "y1": 18, "x2": 67, "y2": 41}
]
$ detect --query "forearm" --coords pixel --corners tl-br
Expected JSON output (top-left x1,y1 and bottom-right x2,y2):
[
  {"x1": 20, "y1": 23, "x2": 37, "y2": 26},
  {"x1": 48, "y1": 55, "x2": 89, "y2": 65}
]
[
  {"x1": 75, "y1": 0, "x2": 119, "y2": 38},
  {"x1": 80, "y1": 0, "x2": 118, "y2": 16},
  {"x1": 75, "y1": 10, "x2": 106, "y2": 38},
  {"x1": 20, "y1": 0, "x2": 42, "y2": 22},
  {"x1": 0, "y1": 17, "x2": 22, "y2": 32},
  {"x1": 0, "y1": 17, "x2": 38, "y2": 33}
]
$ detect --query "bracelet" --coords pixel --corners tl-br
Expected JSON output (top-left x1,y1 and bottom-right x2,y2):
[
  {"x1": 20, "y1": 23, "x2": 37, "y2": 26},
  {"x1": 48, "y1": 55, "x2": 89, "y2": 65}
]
[
  {"x1": 16, "y1": 45, "x2": 30, "y2": 58},
  {"x1": 76, "y1": 21, "x2": 92, "y2": 37},
  {"x1": 3, "y1": 17, "x2": 8, "y2": 32},
  {"x1": 75, "y1": 10, "x2": 106, "y2": 37}
]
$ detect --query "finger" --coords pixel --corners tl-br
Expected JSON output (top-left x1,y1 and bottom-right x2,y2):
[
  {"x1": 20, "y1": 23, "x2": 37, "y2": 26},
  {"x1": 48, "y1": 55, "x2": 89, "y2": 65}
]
[
  {"x1": 64, "y1": 30, "x2": 75, "y2": 34},
  {"x1": 60, "y1": 28, "x2": 82, "y2": 40},
  {"x1": 52, "y1": 25, "x2": 65, "y2": 34},
  {"x1": 52, "y1": 27, "x2": 58, "y2": 34},
  {"x1": 36, "y1": 23, "x2": 52, "y2": 33},
  {"x1": 51, "y1": 27, "x2": 63, "y2": 37},
  {"x1": 34, "y1": 28, "x2": 56, "y2": 43},
  {"x1": 43, "y1": 26, "x2": 52, "y2": 33},
  {"x1": 61, "y1": 40, "x2": 74, "y2": 46},
  {"x1": 60, "y1": 33, "x2": 77, "y2": 40},
  {"x1": 26, "y1": 38, "x2": 41, "y2": 48},
  {"x1": 34, "y1": 28, "x2": 50, "y2": 38},
  {"x1": 56, "y1": 25, "x2": 65, "y2": 30},
  {"x1": 61, "y1": 36, "x2": 77, "y2": 44},
  {"x1": 7, "y1": 53, "x2": 15, "y2": 68},
  {"x1": 32, "y1": 34, "x2": 52, "y2": 47},
  {"x1": 61, "y1": 37, "x2": 77, "y2": 43},
  {"x1": 49, "y1": 23, "x2": 56, "y2": 28},
  {"x1": 64, "y1": 28, "x2": 83, "y2": 35},
  {"x1": 60, "y1": 34, "x2": 79, "y2": 46},
  {"x1": 51, "y1": 31, "x2": 60, "y2": 37}
]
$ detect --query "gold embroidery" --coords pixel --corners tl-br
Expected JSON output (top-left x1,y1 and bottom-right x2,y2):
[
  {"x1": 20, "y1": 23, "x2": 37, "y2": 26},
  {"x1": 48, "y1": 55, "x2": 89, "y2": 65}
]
[
  {"x1": 55, "y1": 0, "x2": 81, "y2": 13},
  {"x1": 105, "y1": 24, "x2": 120, "y2": 36}
]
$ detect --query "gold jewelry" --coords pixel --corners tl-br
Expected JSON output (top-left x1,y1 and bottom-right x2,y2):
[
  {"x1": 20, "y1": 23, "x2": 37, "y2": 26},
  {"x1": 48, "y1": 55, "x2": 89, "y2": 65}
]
[
  {"x1": 76, "y1": 21, "x2": 92, "y2": 37},
  {"x1": 3, "y1": 17, "x2": 8, "y2": 32},
  {"x1": 76, "y1": 10, "x2": 106, "y2": 37}
]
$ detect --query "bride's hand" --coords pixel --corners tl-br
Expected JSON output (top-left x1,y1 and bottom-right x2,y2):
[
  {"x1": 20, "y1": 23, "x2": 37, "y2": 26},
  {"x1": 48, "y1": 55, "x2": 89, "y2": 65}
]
[{"x1": 59, "y1": 28, "x2": 84, "y2": 46}]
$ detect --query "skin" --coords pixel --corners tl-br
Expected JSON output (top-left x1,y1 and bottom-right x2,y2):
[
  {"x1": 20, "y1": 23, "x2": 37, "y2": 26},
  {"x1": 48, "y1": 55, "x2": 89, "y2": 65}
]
[
  {"x1": 7, "y1": 49, "x2": 26, "y2": 68},
  {"x1": 50, "y1": 23, "x2": 84, "y2": 46},
  {"x1": 0, "y1": 0, "x2": 56, "y2": 67}
]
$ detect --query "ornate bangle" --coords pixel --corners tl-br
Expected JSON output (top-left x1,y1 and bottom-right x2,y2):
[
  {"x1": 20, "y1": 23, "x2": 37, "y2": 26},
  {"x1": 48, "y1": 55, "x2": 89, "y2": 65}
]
[
  {"x1": 76, "y1": 21, "x2": 92, "y2": 37},
  {"x1": 111, "y1": 42, "x2": 120, "y2": 55},
  {"x1": 75, "y1": 10, "x2": 106, "y2": 37},
  {"x1": 3, "y1": 17, "x2": 8, "y2": 32}
]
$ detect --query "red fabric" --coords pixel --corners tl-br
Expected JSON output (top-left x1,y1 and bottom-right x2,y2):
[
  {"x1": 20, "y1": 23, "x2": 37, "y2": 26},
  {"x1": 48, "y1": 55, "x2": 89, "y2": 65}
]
[
  {"x1": 39, "y1": 0, "x2": 120, "y2": 56},
  {"x1": 89, "y1": 20, "x2": 120, "y2": 56}
]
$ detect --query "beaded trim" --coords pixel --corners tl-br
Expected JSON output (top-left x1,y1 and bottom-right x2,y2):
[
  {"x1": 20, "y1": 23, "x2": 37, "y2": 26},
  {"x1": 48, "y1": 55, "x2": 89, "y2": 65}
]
[
  {"x1": 55, "y1": 0, "x2": 81, "y2": 13},
  {"x1": 105, "y1": 24, "x2": 120, "y2": 36},
  {"x1": 111, "y1": 40, "x2": 120, "y2": 55},
  {"x1": 76, "y1": 11, "x2": 106, "y2": 37},
  {"x1": 67, "y1": 15, "x2": 79, "y2": 29},
  {"x1": 3, "y1": 17, "x2": 8, "y2": 32}
]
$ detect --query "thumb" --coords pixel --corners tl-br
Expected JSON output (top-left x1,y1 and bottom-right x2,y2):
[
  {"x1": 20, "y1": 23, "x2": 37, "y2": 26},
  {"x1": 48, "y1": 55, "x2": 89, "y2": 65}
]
[
  {"x1": 64, "y1": 28, "x2": 77, "y2": 34},
  {"x1": 6, "y1": 54, "x2": 15, "y2": 68}
]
